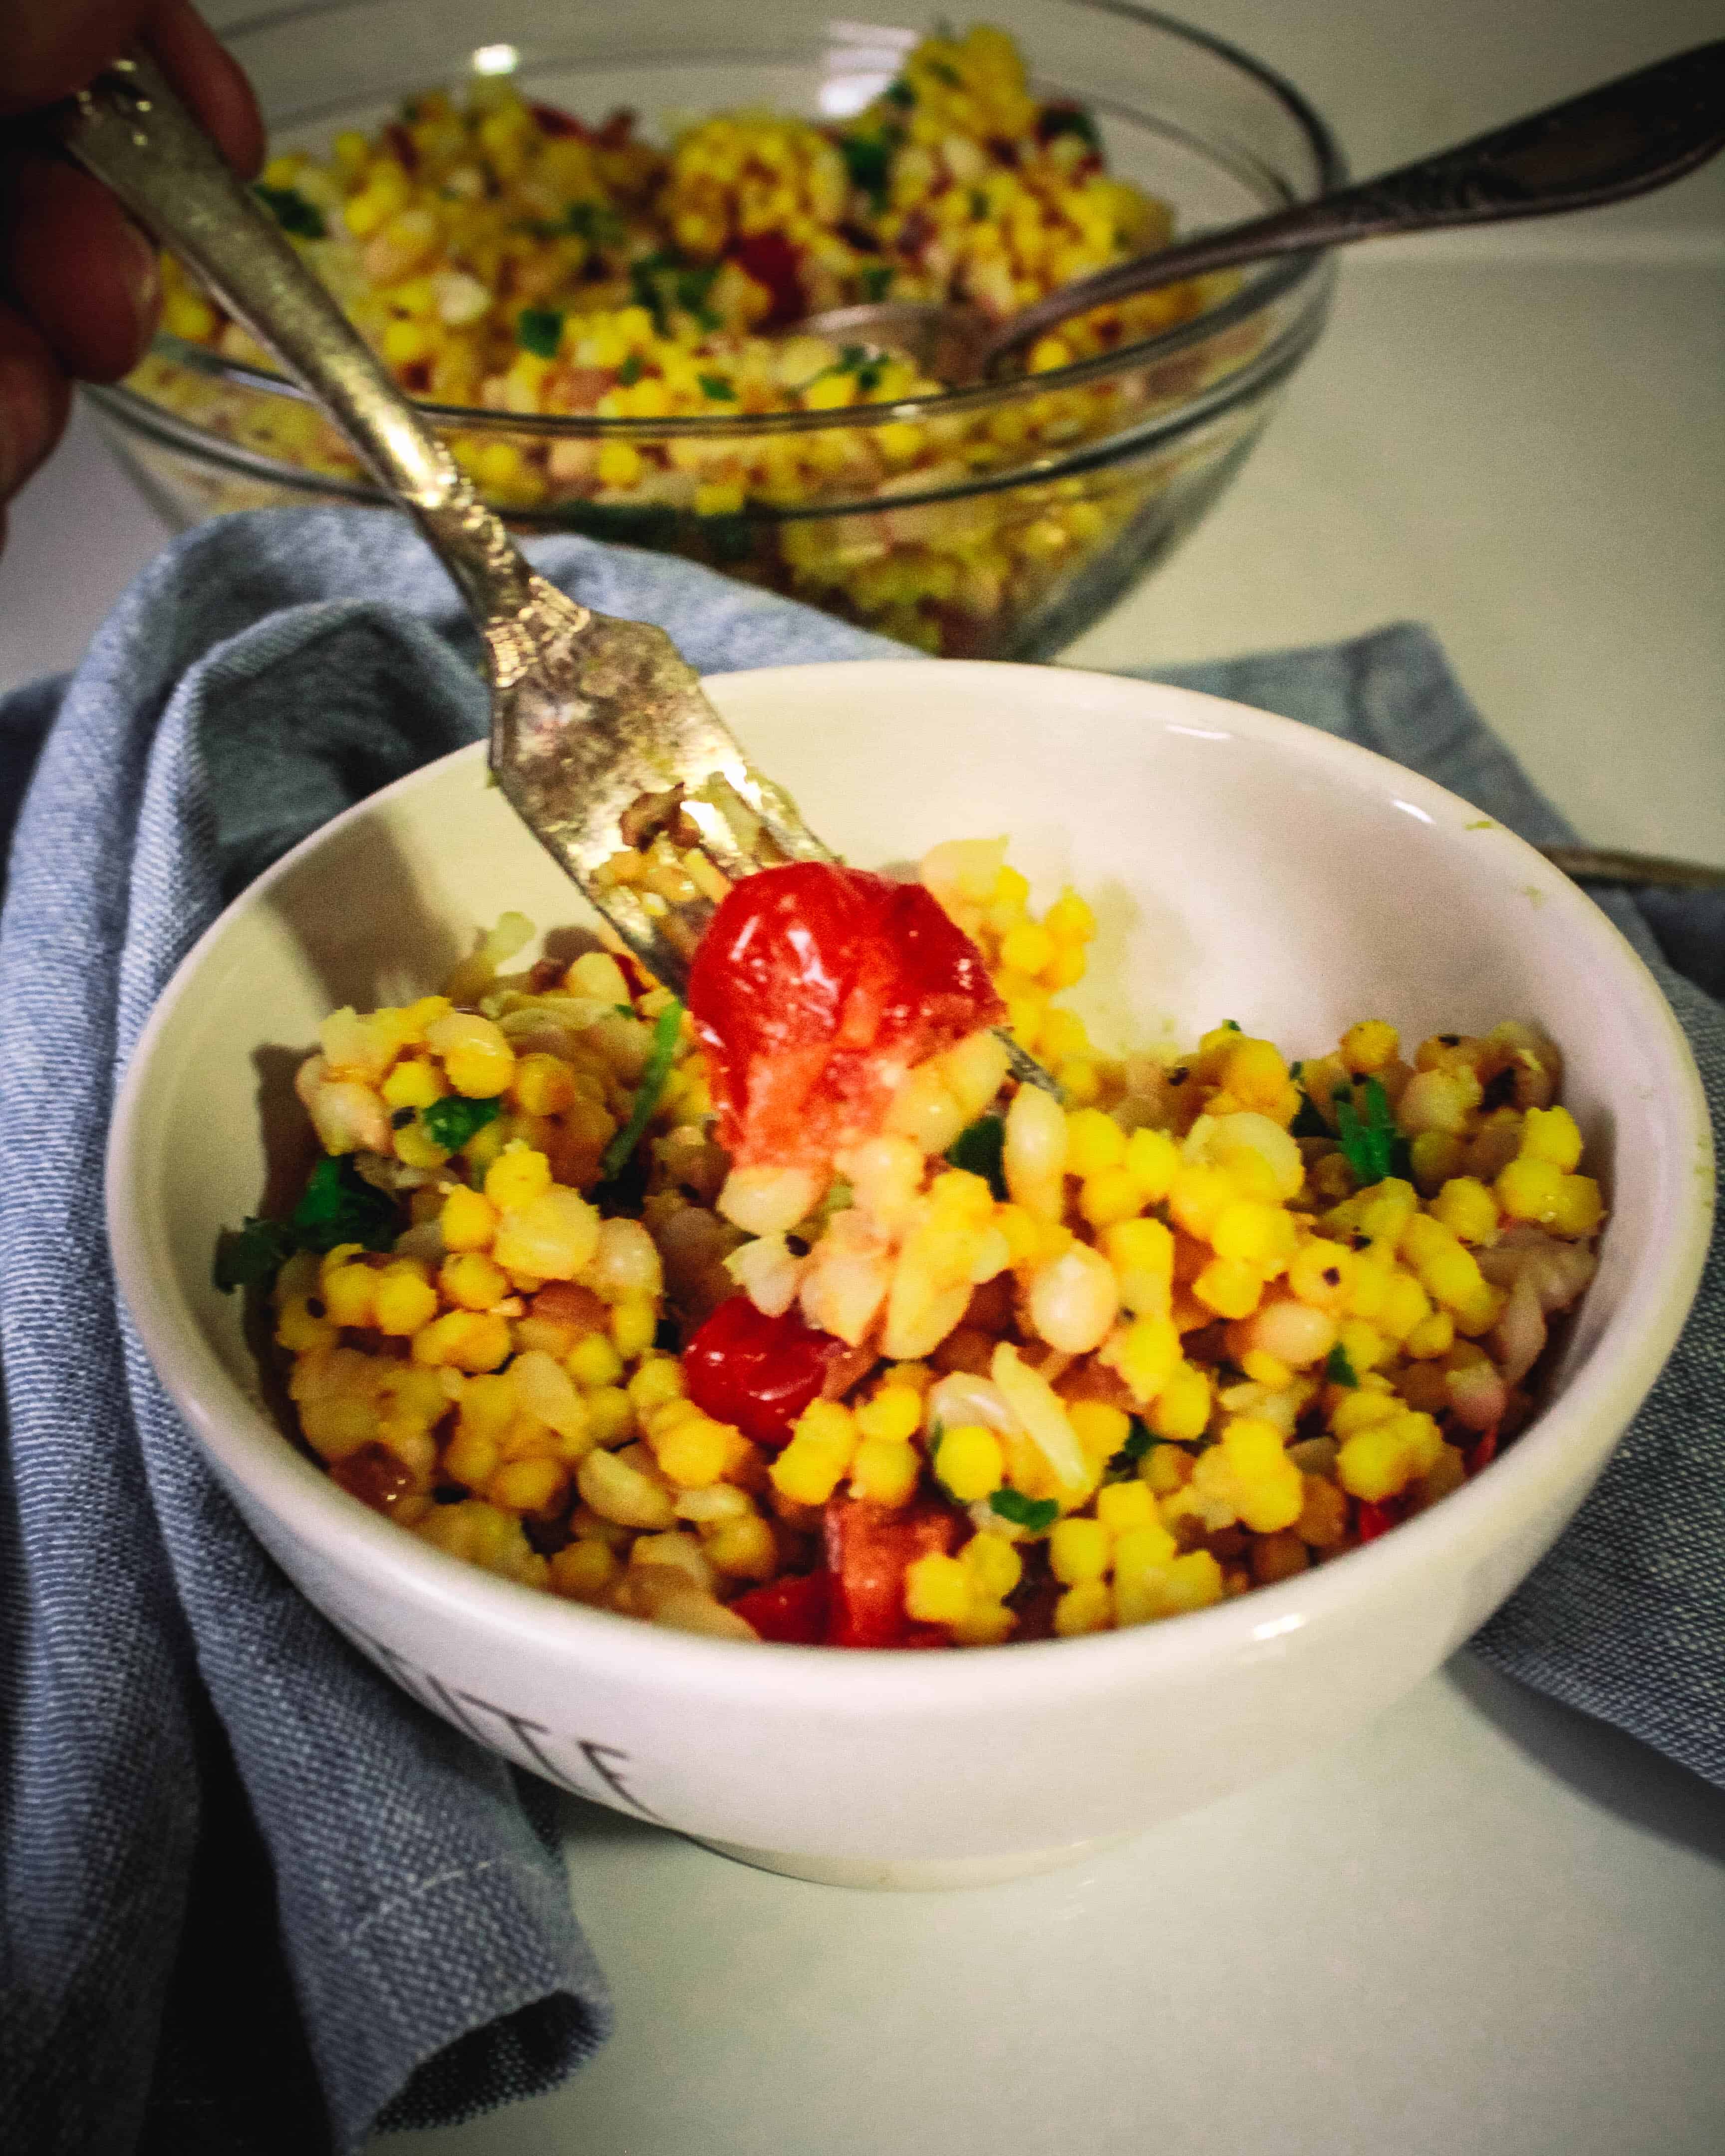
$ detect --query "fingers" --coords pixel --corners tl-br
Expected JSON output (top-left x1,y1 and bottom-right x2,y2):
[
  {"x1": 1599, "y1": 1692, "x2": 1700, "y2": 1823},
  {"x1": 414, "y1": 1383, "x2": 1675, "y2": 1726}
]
[
  {"x1": 7, "y1": 158, "x2": 161, "y2": 382},
  {"x1": 0, "y1": 306, "x2": 72, "y2": 502},
  {"x1": 143, "y1": 0, "x2": 264, "y2": 177},
  {"x1": 0, "y1": 1, "x2": 149, "y2": 110},
  {"x1": 0, "y1": 1, "x2": 262, "y2": 176}
]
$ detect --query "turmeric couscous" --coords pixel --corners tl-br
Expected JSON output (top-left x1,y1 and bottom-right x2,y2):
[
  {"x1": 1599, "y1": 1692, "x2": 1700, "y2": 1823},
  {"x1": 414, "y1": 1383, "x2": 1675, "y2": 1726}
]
[
  {"x1": 220, "y1": 838, "x2": 1603, "y2": 1648},
  {"x1": 133, "y1": 23, "x2": 1253, "y2": 654}
]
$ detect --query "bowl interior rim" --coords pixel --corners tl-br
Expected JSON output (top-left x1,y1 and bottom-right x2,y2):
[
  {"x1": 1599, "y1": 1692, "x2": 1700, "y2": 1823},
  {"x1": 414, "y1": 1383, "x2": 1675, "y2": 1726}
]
[{"x1": 106, "y1": 660, "x2": 1715, "y2": 1710}]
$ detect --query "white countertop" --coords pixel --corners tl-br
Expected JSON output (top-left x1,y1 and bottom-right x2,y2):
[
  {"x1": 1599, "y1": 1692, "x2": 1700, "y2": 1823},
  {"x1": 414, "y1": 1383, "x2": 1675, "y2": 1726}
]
[{"x1": 4, "y1": 246, "x2": 1723, "y2": 2155}]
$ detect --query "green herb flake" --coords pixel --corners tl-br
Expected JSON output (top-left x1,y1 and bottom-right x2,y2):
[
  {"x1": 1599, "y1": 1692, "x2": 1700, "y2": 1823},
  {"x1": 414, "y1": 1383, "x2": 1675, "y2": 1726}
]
[
  {"x1": 945, "y1": 1113, "x2": 1007, "y2": 1200},
  {"x1": 1290, "y1": 1089, "x2": 1332, "y2": 1140},
  {"x1": 290, "y1": 1155, "x2": 400, "y2": 1252},
  {"x1": 969, "y1": 187, "x2": 988, "y2": 220},
  {"x1": 254, "y1": 183, "x2": 326, "y2": 240},
  {"x1": 563, "y1": 199, "x2": 625, "y2": 247},
  {"x1": 858, "y1": 264, "x2": 894, "y2": 302},
  {"x1": 698, "y1": 372, "x2": 738, "y2": 402},
  {"x1": 1220, "y1": 1019, "x2": 1242, "y2": 1032},
  {"x1": 599, "y1": 999, "x2": 685, "y2": 1181},
  {"x1": 1333, "y1": 1076, "x2": 1412, "y2": 1185},
  {"x1": 989, "y1": 1487, "x2": 1060, "y2": 1534},
  {"x1": 213, "y1": 1217, "x2": 297, "y2": 1294},
  {"x1": 1038, "y1": 104, "x2": 1101, "y2": 152},
  {"x1": 516, "y1": 306, "x2": 565, "y2": 358},
  {"x1": 1325, "y1": 1342, "x2": 1359, "y2": 1388},
  {"x1": 928, "y1": 58, "x2": 961, "y2": 86},
  {"x1": 1104, "y1": 1417, "x2": 1155, "y2": 1480},
  {"x1": 840, "y1": 132, "x2": 893, "y2": 208},
  {"x1": 616, "y1": 352, "x2": 645, "y2": 385},
  {"x1": 421, "y1": 1093, "x2": 502, "y2": 1153},
  {"x1": 883, "y1": 78, "x2": 915, "y2": 109}
]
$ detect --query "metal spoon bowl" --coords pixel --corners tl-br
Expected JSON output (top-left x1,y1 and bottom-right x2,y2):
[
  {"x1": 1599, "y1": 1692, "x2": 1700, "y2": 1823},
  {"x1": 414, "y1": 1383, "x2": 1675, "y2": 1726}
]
[{"x1": 805, "y1": 39, "x2": 1725, "y2": 386}]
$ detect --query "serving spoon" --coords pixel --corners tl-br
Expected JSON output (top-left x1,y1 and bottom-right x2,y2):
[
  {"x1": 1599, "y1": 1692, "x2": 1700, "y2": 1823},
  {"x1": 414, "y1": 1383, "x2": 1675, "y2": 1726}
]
[{"x1": 805, "y1": 39, "x2": 1725, "y2": 383}]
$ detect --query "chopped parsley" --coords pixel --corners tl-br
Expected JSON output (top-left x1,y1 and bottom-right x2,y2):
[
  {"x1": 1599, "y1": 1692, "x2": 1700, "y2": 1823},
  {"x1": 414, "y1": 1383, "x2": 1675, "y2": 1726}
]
[
  {"x1": 1333, "y1": 1076, "x2": 1412, "y2": 1185},
  {"x1": 1325, "y1": 1342, "x2": 1359, "y2": 1388},
  {"x1": 1105, "y1": 1417, "x2": 1154, "y2": 1480},
  {"x1": 421, "y1": 1093, "x2": 502, "y2": 1153},
  {"x1": 628, "y1": 253, "x2": 719, "y2": 335},
  {"x1": 516, "y1": 306, "x2": 565, "y2": 358},
  {"x1": 698, "y1": 372, "x2": 737, "y2": 402},
  {"x1": 810, "y1": 343, "x2": 886, "y2": 395},
  {"x1": 599, "y1": 999, "x2": 685, "y2": 1182},
  {"x1": 858, "y1": 264, "x2": 895, "y2": 302},
  {"x1": 1037, "y1": 104, "x2": 1101, "y2": 152},
  {"x1": 214, "y1": 1155, "x2": 399, "y2": 1293},
  {"x1": 562, "y1": 199, "x2": 625, "y2": 247},
  {"x1": 840, "y1": 132, "x2": 893, "y2": 209},
  {"x1": 616, "y1": 353, "x2": 645, "y2": 386},
  {"x1": 1290, "y1": 1088, "x2": 1332, "y2": 1139},
  {"x1": 883, "y1": 78, "x2": 915, "y2": 109},
  {"x1": 253, "y1": 183, "x2": 326, "y2": 240},
  {"x1": 928, "y1": 58, "x2": 961, "y2": 86},
  {"x1": 1219, "y1": 1019, "x2": 1242, "y2": 1032},
  {"x1": 969, "y1": 187, "x2": 988, "y2": 220},
  {"x1": 989, "y1": 1488, "x2": 1059, "y2": 1533},
  {"x1": 945, "y1": 1113, "x2": 1007, "y2": 1199}
]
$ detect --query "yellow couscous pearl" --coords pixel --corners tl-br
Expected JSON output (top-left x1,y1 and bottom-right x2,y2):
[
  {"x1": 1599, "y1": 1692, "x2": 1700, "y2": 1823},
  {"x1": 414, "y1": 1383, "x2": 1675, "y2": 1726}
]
[
  {"x1": 611, "y1": 1296, "x2": 658, "y2": 1360},
  {"x1": 1519, "y1": 1104, "x2": 1583, "y2": 1170},
  {"x1": 441, "y1": 1185, "x2": 499, "y2": 1252},
  {"x1": 1064, "y1": 1106, "x2": 1126, "y2": 1179},
  {"x1": 1079, "y1": 1166, "x2": 1145, "y2": 1229},
  {"x1": 1123, "y1": 1126, "x2": 1179, "y2": 1204},
  {"x1": 381, "y1": 1058, "x2": 445, "y2": 1111},
  {"x1": 439, "y1": 1251, "x2": 508, "y2": 1311},
  {"x1": 411, "y1": 1310, "x2": 512, "y2": 1371},
  {"x1": 1148, "y1": 1360, "x2": 1210, "y2": 1442},
  {"x1": 854, "y1": 1385, "x2": 921, "y2": 1445},
  {"x1": 321, "y1": 1261, "x2": 378, "y2": 1328},
  {"x1": 961, "y1": 1532, "x2": 1023, "y2": 1602},
  {"x1": 850, "y1": 1436, "x2": 921, "y2": 1507},
  {"x1": 1054, "y1": 1579, "x2": 1113, "y2": 1636},
  {"x1": 1550, "y1": 1174, "x2": 1604, "y2": 1238},
  {"x1": 1049, "y1": 1516, "x2": 1112, "y2": 1584},
  {"x1": 374, "y1": 1264, "x2": 439, "y2": 1336},
  {"x1": 1432, "y1": 1176, "x2": 1499, "y2": 1244},
  {"x1": 1193, "y1": 1256, "x2": 1262, "y2": 1321},
  {"x1": 771, "y1": 1401, "x2": 858, "y2": 1506},
  {"x1": 1495, "y1": 1154, "x2": 1566, "y2": 1225},
  {"x1": 569, "y1": 1332, "x2": 626, "y2": 1387},
  {"x1": 935, "y1": 1424, "x2": 1004, "y2": 1503},
  {"x1": 1339, "y1": 1020, "x2": 1399, "y2": 1074},
  {"x1": 427, "y1": 1013, "x2": 515, "y2": 1098},
  {"x1": 485, "y1": 1143, "x2": 552, "y2": 1211}
]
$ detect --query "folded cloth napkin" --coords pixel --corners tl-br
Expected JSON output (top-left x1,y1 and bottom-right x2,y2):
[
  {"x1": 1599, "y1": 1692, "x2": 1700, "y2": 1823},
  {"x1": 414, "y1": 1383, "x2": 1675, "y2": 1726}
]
[{"x1": 0, "y1": 507, "x2": 1719, "y2": 2155}]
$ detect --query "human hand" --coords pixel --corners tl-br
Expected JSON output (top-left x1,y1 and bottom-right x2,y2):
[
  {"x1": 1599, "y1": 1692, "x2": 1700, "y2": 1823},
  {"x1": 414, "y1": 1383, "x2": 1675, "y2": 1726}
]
[{"x1": 0, "y1": 0, "x2": 261, "y2": 551}]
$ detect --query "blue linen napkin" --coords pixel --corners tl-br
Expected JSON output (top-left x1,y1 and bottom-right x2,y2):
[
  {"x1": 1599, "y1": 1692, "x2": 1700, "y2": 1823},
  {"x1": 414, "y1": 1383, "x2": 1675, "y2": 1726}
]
[{"x1": 0, "y1": 507, "x2": 1719, "y2": 2154}]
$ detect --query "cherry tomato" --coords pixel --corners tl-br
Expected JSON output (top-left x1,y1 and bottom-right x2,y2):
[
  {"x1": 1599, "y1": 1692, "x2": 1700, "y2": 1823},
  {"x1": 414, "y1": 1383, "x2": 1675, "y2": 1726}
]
[
  {"x1": 687, "y1": 861, "x2": 1003, "y2": 1172},
  {"x1": 728, "y1": 232, "x2": 804, "y2": 325},
  {"x1": 1355, "y1": 1500, "x2": 1399, "y2": 1543},
  {"x1": 730, "y1": 1570, "x2": 831, "y2": 1645},
  {"x1": 1465, "y1": 1424, "x2": 1499, "y2": 1477},
  {"x1": 682, "y1": 1294, "x2": 847, "y2": 1447},
  {"x1": 824, "y1": 1497, "x2": 955, "y2": 1648}
]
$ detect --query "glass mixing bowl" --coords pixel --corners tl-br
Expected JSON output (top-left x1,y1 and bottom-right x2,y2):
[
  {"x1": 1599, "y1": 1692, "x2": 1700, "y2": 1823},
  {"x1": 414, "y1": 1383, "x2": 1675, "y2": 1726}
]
[{"x1": 88, "y1": 0, "x2": 1341, "y2": 657}]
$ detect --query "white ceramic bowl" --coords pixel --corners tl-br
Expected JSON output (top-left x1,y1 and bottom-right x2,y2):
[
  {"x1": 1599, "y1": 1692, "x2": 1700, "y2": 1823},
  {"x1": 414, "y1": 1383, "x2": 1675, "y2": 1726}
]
[{"x1": 108, "y1": 662, "x2": 1713, "y2": 1888}]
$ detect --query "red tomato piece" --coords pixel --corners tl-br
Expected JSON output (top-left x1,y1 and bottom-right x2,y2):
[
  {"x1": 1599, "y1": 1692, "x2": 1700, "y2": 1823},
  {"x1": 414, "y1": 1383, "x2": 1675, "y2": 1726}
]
[
  {"x1": 1355, "y1": 1499, "x2": 1402, "y2": 1544},
  {"x1": 730, "y1": 1570, "x2": 831, "y2": 1645},
  {"x1": 824, "y1": 1497, "x2": 957, "y2": 1648},
  {"x1": 687, "y1": 861, "x2": 1004, "y2": 1172},
  {"x1": 1466, "y1": 1424, "x2": 1500, "y2": 1477},
  {"x1": 727, "y1": 232, "x2": 804, "y2": 325},
  {"x1": 682, "y1": 1294, "x2": 847, "y2": 1447},
  {"x1": 530, "y1": 101, "x2": 589, "y2": 139}
]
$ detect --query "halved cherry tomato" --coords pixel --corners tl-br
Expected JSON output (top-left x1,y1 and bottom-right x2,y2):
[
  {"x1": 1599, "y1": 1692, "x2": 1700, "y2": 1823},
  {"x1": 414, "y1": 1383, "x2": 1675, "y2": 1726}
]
[
  {"x1": 682, "y1": 1294, "x2": 847, "y2": 1447},
  {"x1": 1355, "y1": 1500, "x2": 1397, "y2": 1544},
  {"x1": 687, "y1": 861, "x2": 1003, "y2": 1172},
  {"x1": 728, "y1": 232, "x2": 804, "y2": 325},
  {"x1": 1465, "y1": 1424, "x2": 1500, "y2": 1477},
  {"x1": 731, "y1": 1569, "x2": 830, "y2": 1644},
  {"x1": 824, "y1": 1497, "x2": 955, "y2": 1648}
]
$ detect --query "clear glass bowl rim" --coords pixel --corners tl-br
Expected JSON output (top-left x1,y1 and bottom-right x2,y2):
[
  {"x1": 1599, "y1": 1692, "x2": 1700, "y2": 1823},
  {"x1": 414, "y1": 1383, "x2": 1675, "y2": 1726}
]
[{"x1": 139, "y1": 0, "x2": 1347, "y2": 442}]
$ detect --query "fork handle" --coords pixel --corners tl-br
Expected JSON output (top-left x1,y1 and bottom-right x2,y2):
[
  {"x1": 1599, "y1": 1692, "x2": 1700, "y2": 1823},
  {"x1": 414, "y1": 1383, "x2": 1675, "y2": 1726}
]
[{"x1": 55, "y1": 50, "x2": 539, "y2": 626}]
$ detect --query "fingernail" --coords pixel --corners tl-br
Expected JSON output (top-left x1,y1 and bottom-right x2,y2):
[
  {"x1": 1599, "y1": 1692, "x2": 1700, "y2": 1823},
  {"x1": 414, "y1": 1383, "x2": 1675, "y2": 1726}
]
[{"x1": 117, "y1": 218, "x2": 163, "y2": 347}]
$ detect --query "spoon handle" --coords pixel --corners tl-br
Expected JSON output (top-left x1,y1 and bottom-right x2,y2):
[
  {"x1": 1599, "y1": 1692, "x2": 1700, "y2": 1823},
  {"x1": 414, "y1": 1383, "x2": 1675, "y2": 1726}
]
[
  {"x1": 989, "y1": 38, "x2": 1725, "y2": 366},
  {"x1": 56, "y1": 50, "x2": 538, "y2": 625}
]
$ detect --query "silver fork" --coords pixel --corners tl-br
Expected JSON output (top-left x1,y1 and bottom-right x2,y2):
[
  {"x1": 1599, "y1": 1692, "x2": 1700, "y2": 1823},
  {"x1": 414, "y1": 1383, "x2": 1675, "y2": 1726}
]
[{"x1": 57, "y1": 53, "x2": 848, "y2": 999}]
